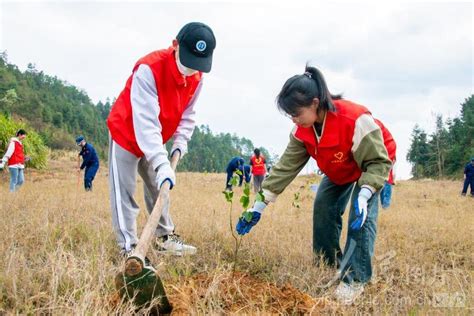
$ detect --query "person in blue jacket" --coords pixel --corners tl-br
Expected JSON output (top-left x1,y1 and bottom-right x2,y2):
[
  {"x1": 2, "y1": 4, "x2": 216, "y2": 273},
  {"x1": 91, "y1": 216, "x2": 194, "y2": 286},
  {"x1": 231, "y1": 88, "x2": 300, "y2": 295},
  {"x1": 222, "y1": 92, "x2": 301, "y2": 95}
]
[
  {"x1": 461, "y1": 157, "x2": 474, "y2": 197},
  {"x1": 225, "y1": 157, "x2": 250, "y2": 190},
  {"x1": 76, "y1": 136, "x2": 99, "y2": 191},
  {"x1": 243, "y1": 164, "x2": 251, "y2": 185}
]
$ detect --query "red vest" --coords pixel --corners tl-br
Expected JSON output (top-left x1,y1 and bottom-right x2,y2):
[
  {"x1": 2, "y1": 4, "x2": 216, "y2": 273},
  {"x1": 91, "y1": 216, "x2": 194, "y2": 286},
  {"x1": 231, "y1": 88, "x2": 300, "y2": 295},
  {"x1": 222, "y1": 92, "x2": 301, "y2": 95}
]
[
  {"x1": 107, "y1": 47, "x2": 202, "y2": 157},
  {"x1": 8, "y1": 140, "x2": 25, "y2": 166},
  {"x1": 250, "y1": 155, "x2": 266, "y2": 175},
  {"x1": 294, "y1": 99, "x2": 390, "y2": 185}
]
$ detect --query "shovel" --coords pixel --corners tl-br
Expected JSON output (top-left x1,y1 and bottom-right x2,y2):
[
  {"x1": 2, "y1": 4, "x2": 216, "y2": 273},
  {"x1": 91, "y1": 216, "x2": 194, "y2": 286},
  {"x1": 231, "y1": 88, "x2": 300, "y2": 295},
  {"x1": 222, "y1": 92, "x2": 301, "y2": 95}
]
[
  {"x1": 317, "y1": 238, "x2": 357, "y2": 289},
  {"x1": 115, "y1": 151, "x2": 180, "y2": 314}
]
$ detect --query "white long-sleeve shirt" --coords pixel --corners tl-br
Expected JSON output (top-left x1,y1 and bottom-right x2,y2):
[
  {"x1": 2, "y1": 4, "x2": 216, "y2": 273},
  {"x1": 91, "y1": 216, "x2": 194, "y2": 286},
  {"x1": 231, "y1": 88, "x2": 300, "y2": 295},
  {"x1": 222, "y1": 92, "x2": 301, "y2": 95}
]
[
  {"x1": 130, "y1": 64, "x2": 201, "y2": 171},
  {"x1": 1, "y1": 137, "x2": 24, "y2": 169}
]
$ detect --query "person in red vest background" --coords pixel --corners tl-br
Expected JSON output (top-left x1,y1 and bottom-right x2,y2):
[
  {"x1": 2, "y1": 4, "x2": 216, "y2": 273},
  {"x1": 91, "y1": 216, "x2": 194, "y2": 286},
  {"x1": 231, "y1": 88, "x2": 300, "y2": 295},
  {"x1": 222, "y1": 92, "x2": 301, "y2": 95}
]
[
  {"x1": 250, "y1": 148, "x2": 267, "y2": 193},
  {"x1": 107, "y1": 22, "x2": 216, "y2": 258},
  {"x1": 0, "y1": 129, "x2": 29, "y2": 192},
  {"x1": 380, "y1": 165, "x2": 396, "y2": 208},
  {"x1": 236, "y1": 65, "x2": 394, "y2": 304},
  {"x1": 374, "y1": 119, "x2": 397, "y2": 209}
]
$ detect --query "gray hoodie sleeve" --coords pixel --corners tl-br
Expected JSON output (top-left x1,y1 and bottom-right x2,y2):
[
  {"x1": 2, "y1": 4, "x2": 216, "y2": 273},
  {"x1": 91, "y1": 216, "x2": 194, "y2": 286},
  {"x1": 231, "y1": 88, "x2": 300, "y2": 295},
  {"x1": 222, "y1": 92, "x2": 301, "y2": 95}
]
[{"x1": 131, "y1": 64, "x2": 169, "y2": 170}]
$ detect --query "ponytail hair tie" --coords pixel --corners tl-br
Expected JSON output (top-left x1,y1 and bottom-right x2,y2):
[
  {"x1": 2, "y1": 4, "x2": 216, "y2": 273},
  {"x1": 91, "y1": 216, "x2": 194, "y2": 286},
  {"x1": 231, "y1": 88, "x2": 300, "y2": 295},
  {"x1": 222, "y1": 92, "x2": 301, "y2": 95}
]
[{"x1": 304, "y1": 71, "x2": 312, "y2": 79}]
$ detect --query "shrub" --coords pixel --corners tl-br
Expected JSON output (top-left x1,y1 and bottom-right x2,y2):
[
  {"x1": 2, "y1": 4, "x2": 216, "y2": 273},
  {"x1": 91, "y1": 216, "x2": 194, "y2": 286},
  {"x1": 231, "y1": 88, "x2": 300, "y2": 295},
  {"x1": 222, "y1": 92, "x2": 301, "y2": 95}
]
[{"x1": 0, "y1": 114, "x2": 48, "y2": 169}]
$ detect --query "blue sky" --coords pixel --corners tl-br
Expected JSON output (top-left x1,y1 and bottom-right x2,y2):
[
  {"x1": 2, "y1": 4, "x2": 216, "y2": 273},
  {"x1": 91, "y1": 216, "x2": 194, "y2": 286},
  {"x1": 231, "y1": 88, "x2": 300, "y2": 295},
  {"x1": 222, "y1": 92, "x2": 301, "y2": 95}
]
[{"x1": 1, "y1": 1, "x2": 472, "y2": 179}]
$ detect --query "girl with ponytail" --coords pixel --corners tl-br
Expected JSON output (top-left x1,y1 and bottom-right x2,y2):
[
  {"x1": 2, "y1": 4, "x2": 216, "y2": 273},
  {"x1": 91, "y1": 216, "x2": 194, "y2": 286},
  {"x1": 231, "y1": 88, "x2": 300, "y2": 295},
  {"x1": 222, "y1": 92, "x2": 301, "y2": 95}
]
[{"x1": 235, "y1": 64, "x2": 396, "y2": 304}]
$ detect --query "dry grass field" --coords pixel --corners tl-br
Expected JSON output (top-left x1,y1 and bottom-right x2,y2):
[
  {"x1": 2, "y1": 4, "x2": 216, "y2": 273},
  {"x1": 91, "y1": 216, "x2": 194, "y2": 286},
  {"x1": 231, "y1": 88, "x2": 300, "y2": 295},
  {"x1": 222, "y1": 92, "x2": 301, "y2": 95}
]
[{"x1": 0, "y1": 152, "x2": 472, "y2": 315}]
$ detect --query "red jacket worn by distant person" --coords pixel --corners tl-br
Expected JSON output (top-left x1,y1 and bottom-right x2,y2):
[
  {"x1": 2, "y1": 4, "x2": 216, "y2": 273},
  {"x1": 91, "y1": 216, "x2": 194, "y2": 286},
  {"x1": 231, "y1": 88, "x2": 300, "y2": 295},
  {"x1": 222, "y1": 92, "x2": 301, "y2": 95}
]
[{"x1": 250, "y1": 155, "x2": 266, "y2": 176}]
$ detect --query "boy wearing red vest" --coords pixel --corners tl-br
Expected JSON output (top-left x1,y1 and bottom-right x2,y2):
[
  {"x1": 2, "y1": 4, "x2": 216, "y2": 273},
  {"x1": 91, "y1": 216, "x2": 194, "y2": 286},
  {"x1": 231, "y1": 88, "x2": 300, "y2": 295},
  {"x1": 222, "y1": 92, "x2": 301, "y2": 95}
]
[
  {"x1": 0, "y1": 129, "x2": 28, "y2": 192},
  {"x1": 107, "y1": 22, "x2": 216, "y2": 256},
  {"x1": 236, "y1": 66, "x2": 393, "y2": 304},
  {"x1": 249, "y1": 148, "x2": 267, "y2": 193}
]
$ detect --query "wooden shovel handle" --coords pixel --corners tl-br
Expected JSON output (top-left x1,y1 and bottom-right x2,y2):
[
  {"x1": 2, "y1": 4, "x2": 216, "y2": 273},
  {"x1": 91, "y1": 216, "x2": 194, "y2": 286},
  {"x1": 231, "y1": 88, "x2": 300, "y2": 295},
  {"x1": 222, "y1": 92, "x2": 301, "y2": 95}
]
[{"x1": 125, "y1": 151, "x2": 180, "y2": 274}]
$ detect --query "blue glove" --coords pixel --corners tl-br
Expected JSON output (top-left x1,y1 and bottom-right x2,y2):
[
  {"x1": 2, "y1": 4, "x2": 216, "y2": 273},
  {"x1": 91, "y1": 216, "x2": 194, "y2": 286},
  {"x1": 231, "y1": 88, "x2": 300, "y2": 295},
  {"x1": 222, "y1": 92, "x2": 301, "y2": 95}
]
[
  {"x1": 350, "y1": 187, "x2": 373, "y2": 231},
  {"x1": 236, "y1": 201, "x2": 267, "y2": 235}
]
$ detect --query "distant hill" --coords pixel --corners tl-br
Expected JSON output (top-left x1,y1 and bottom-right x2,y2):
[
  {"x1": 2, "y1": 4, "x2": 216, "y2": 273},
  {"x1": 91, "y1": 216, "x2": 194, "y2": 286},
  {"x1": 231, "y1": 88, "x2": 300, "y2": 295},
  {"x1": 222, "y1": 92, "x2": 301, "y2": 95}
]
[
  {"x1": 0, "y1": 52, "x2": 110, "y2": 157},
  {"x1": 0, "y1": 52, "x2": 274, "y2": 171}
]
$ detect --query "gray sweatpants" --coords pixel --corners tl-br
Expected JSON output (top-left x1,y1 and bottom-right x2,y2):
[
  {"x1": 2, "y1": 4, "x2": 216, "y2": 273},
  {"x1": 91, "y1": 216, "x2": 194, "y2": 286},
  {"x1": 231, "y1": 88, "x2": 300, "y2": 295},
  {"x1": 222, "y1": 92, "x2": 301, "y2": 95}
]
[
  {"x1": 108, "y1": 139, "x2": 174, "y2": 251},
  {"x1": 253, "y1": 174, "x2": 265, "y2": 193}
]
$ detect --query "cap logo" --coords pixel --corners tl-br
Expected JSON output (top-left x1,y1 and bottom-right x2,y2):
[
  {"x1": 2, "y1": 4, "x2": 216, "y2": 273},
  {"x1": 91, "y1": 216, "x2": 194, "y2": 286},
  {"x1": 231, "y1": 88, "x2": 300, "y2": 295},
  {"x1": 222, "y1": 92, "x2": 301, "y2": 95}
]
[{"x1": 196, "y1": 40, "x2": 207, "y2": 52}]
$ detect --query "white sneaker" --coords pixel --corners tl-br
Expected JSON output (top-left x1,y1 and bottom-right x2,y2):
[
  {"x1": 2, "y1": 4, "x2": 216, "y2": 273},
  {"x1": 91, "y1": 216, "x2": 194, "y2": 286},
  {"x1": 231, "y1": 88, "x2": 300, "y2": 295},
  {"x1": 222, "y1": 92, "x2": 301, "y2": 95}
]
[
  {"x1": 155, "y1": 234, "x2": 197, "y2": 256},
  {"x1": 334, "y1": 282, "x2": 364, "y2": 305}
]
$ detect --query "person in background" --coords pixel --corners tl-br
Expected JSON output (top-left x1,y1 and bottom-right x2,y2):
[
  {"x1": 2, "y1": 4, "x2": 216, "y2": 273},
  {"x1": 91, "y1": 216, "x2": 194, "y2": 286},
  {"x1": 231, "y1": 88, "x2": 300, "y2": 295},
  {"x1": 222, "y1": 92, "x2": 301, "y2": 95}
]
[
  {"x1": 225, "y1": 156, "x2": 245, "y2": 190},
  {"x1": 76, "y1": 135, "x2": 100, "y2": 191},
  {"x1": 380, "y1": 164, "x2": 396, "y2": 208},
  {"x1": 250, "y1": 148, "x2": 267, "y2": 193},
  {"x1": 0, "y1": 129, "x2": 28, "y2": 192},
  {"x1": 236, "y1": 65, "x2": 393, "y2": 304},
  {"x1": 106, "y1": 22, "x2": 216, "y2": 256},
  {"x1": 374, "y1": 119, "x2": 397, "y2": 209},
  {"x1": 461, "y1": 157, "x2": 474, "y2": 197},
  {"x1": 243, "y1": 164, "x2": 251, "y2": 185}
]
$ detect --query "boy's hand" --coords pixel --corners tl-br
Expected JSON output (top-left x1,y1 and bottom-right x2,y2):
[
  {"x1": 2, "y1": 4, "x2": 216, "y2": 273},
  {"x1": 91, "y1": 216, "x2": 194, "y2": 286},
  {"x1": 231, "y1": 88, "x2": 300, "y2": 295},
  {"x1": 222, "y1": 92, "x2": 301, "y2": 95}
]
[{"x1": 155, "y1": 162, "x2": 176, "y2": 190}]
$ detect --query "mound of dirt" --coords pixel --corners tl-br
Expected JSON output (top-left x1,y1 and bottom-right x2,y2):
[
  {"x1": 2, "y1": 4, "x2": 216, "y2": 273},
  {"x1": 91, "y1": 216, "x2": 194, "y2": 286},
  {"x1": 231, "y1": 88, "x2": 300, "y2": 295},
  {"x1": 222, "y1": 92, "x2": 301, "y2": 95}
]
[{"x1": 167, "y1": 271, "x2": 329, "y2": 314}]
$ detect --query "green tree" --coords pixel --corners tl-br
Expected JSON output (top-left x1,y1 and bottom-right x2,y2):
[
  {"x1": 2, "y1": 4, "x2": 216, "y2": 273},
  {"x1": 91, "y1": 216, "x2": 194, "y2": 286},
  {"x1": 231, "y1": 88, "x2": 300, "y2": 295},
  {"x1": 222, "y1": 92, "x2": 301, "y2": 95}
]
[
  {"x1": 407, "y1": 125, "x2": 430, "y2": 178},
  {"x1": 407, "y1": 95, "x2": 474, "y2": 179},
  {"x1": 176, "y1": 125, "x2": 274, "y2": 173},
  {"x1": 0, "y1": 88, "x2": 19, "y2": 116},
  {"x1": 0, "y1": 55, "x2": 109, "y2": 156},
  {"x1": 428, "y1": 115, "x2": 449, "y2": 178}
]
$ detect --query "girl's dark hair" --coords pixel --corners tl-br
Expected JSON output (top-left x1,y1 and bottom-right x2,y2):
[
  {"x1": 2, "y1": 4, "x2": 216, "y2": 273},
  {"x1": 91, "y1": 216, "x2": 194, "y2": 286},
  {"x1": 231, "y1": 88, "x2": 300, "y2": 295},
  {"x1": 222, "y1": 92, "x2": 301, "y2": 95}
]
[
  {"x1": 276, "y1": 64, "x2": 342, "y2": 117},
  {"x1": 16, "y1": 129, "x2": 27, "y2": 137},
  {"x1": 254, "y1": 148, "x2": 261, "y2": 157}
]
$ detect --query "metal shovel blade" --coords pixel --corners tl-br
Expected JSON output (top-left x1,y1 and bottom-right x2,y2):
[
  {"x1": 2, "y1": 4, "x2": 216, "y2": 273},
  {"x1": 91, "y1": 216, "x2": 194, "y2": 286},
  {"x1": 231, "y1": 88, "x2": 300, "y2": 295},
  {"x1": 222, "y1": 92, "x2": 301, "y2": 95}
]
[
  {"x1": 317, "y1": 238, "x2": 357, "y2": 289},
  {"x1": 115, "y1": 261, "x2": 172, "y2": 314}
]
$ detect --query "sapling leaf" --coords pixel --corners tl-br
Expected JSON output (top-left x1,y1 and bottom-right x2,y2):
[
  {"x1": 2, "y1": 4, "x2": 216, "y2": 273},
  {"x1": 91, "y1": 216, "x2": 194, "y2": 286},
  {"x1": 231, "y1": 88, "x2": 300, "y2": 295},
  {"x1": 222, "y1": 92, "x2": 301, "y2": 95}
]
[
  {"x1": 244, "y1": 211, "x2": 253, "y2": 222},
  {"x1": 230, "y1": 175, "x2": 239, "y2": 186},
  {"x1": 240, "y1": 195, "x2": 250, "y2": 209},
  {"x1": 292, "y1": 192, "x2": 301, "y2": 209},
  {"x1": 256, "y1": 191, "x2": 265, "y2": 202},
  {"x1": 222, "y1": 190, "x2": 234, "y2": 202},
  {"x1": 235, "y1": 169, "x2": 242, "y2": 176},
  {"x1": 294, "y1": 192, "x2": 300, "y2": 200},
  {"x1": 243, "y1": 183, "x2": 250, "y2": 196}
]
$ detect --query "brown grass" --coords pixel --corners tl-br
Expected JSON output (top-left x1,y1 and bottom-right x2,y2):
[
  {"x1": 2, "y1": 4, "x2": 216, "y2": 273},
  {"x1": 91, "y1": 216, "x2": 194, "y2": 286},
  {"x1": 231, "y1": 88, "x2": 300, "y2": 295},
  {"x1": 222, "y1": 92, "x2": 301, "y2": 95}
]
[{"x1": 0, "y1": 153, "x2": 472, "y2": 314}]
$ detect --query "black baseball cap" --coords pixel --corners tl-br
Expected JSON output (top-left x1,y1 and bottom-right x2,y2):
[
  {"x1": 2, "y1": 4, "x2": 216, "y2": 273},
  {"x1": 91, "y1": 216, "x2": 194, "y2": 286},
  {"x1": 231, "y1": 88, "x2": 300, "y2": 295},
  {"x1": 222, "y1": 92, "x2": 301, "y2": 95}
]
[{"x1": 176, "y1": 22, "x2": 216, "y2": 73}]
